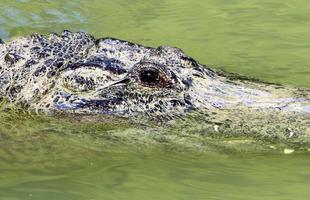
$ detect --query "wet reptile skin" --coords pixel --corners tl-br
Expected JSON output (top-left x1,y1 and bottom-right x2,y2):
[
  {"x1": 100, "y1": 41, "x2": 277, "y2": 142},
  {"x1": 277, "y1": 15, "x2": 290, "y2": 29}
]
[
  {"x1": 0, "y1": 31, "x2": 309, "y2": 144},
  {"x1": 0, "y1": 31, "x2": 309, "y2": 118}
]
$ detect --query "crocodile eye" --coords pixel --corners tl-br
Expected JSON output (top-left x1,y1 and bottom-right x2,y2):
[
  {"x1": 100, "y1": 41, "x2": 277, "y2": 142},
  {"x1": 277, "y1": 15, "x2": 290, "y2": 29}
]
[
  {"x1": 139, "y1": 69, "x2": 160, "y2": 85},
  {"x1": 139, "y1": 68, "x2": 171, "y2": 88}
]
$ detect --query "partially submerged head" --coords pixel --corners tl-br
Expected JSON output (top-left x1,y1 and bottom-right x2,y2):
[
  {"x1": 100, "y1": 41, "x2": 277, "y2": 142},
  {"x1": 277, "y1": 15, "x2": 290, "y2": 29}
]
[
  {"x1": 47, "y1": 43, "x2": 214, "y2": 116},
  {"x1": 0, "y1": 32, "x2": 214, "y2": 117},
  {"x1": 1, "y1": 31, "x2": 309, "y2": 118}
]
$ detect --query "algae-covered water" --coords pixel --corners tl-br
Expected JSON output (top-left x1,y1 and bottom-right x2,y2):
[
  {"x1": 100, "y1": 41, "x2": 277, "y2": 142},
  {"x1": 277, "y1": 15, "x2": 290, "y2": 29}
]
[{"x1": 0, "y1": 0, "x2": 310, "y2": 199}]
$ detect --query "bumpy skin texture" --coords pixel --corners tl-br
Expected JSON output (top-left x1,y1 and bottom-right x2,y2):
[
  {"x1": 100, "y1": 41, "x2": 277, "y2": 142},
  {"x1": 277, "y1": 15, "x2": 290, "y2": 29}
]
[{"x1": 0, "y1": 31, "x2": 309, "y2": 119}]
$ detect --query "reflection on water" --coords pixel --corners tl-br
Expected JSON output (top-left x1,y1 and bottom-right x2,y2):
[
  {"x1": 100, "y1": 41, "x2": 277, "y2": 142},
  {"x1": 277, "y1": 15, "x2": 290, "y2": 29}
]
[
  {"x1": 0, "y1": 111, "x2": 310, "y2": 200},
  {"x1": 4, "y1": 153, "x2": 308, "y2": 200},
  {"x1": 0, "y1": 0, "x2": 310, "y2": 199}
]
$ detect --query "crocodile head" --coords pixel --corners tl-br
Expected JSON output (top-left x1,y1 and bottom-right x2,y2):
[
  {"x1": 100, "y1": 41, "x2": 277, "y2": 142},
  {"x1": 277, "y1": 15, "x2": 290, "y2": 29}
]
[
  {"x1": 0, "y1": 31, "x2": 309, "y2": 118},
  {"x1": 48, "y1": 44, "x2": 214, "y2": 117},
  {"x1": 0, "y1": 32, "x2": 215, "y2": 117}
]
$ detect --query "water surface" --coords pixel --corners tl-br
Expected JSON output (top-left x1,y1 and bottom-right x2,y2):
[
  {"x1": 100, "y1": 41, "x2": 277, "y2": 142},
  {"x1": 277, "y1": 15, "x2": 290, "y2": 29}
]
[{"x1": 0, "y1": 0, "x2": 310, "y2": 199}]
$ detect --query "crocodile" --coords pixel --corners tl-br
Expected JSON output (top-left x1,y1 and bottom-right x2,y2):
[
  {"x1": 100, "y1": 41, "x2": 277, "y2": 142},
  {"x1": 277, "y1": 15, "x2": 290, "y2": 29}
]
[{"x1": 0, "y1": 31, "x2": 309, "y2": 143}]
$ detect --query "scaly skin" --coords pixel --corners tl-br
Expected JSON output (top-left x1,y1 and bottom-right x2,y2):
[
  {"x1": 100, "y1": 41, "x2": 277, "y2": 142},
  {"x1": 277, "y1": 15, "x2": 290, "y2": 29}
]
[{"x1": 0, "y1": 31, "x2": 309, "y2": 144}]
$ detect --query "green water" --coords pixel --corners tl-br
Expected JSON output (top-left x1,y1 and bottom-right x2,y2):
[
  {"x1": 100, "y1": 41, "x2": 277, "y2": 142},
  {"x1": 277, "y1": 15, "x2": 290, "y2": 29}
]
[{"x1": 0, "y1": 0, "x2": 310, "y2": 199}]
